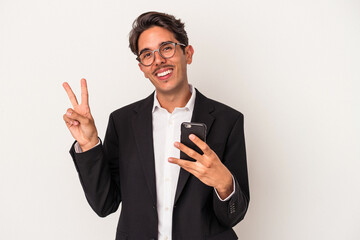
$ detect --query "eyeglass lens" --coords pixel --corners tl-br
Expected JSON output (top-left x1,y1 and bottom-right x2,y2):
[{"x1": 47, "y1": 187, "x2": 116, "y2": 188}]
[{"x1": 139, "y1": 43, "x2": 176, "y2": 66}]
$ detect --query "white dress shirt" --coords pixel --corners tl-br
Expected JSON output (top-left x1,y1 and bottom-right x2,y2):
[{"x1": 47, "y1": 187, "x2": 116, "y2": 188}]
[{"x1": 74, "y1": 84, "x2": 235, "y2": 240}]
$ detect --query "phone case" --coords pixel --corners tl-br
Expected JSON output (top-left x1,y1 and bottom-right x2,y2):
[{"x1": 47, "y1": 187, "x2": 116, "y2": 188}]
[{"x1": 180, "y1": 122, "x2": 207, "y2": 161}]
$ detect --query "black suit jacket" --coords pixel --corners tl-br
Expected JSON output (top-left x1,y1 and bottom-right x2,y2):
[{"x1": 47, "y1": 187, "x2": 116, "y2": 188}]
[{"x1": 70, "y1": 89, "x2": 250, "y2": 240}]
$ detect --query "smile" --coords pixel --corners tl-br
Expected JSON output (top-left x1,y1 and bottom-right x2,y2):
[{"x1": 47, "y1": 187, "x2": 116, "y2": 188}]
[{"x1": 156, "y1": 69, "x2": 173, "y2": 77}]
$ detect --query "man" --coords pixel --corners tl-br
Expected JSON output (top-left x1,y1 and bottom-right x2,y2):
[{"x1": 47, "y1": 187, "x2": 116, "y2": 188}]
[{"x1": 63, "y1": 11, "x2": 249, "y2": 240}]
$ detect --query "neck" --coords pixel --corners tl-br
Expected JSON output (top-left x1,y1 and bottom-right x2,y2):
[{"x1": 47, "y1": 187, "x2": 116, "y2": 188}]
[{"x1": 156, "y1": 83, "x2": 192, "y2": 113}]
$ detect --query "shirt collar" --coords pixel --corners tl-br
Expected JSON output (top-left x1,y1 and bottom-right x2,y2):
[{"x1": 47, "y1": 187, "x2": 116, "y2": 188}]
[{"x1": 152, "y1": 84, "x2": 196, "y2": 113}]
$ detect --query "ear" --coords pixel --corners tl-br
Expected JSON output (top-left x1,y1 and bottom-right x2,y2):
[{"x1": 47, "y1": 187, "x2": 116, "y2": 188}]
[
  {"x1": 185, "y1": 45, "x2": 194, "y2": 64},
  {"x1": 138, "y1": 63, "x2": 149, "y2": 79}
]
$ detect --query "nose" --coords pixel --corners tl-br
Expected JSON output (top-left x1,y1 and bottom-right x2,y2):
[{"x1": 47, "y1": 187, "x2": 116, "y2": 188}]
[{"x1": 153, "y1": 50, "x2": 166, "y2": 66}]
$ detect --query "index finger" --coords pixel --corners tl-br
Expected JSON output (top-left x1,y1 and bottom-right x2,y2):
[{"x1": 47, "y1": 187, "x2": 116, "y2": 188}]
[
  {"x1": 63, "y1": 82, "x2": 79, "y2": 107},
  {"x1": 189, "y1": 134, "x2": 212, "y2": 155},
  {"x1": 81, "y1": 78, "x2": 89, "y2": 106}
]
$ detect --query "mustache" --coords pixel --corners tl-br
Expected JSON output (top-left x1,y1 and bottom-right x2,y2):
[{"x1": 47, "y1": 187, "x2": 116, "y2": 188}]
[{"x1": 152, "y1": 65, "x2": 175, "y2": 75}]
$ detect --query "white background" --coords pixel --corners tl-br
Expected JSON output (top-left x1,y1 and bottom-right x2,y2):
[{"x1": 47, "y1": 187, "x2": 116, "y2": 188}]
[{"x1": 1, "y1": 0, "x2": 359, "y2": 239}]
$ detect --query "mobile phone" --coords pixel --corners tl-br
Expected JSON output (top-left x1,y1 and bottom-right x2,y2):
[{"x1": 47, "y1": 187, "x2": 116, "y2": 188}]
[{"x1": 180, "y1": 122, "x2": 207, "y2": 161}]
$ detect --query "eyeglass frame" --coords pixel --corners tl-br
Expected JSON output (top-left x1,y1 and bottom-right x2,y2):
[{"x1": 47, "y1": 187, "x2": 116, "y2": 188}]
[{"x1": 136, "y1": 41, "x2": 187, "y2": 66}]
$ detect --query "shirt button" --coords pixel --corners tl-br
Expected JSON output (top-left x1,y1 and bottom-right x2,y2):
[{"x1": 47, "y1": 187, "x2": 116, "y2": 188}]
[{"x1": 165, "y1": 207, "x2": 169, "y2": 211}]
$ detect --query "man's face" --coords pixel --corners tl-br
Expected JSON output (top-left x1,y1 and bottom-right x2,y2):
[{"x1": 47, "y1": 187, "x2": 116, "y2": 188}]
[{"x1": 137, "y1": 26, "x2": 194, "y2": 95}]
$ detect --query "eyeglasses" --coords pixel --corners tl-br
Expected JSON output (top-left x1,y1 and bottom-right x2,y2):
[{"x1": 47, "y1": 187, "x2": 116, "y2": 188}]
[{"x1": 137, "y1": 42, "x2": 186, "y2": 66}]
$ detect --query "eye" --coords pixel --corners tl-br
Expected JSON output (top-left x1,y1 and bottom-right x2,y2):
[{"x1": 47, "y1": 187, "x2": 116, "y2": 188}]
[
  {"x1": 162, "y1": 45, "x2": 174, "y2": 52},
  {"x1": 141, "y1": 52, "x2": 152, "y2": 59}
]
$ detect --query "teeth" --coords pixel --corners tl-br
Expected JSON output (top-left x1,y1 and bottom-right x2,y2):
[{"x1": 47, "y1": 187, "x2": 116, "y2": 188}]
[{"x1": 157, "y1": 69, "x2": 172, "y2": 77}]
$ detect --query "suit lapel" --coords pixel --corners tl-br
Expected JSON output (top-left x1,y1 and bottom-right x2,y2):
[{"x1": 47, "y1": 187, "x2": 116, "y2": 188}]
[
  {"x1": 132, "y1": 93, "x2": 157, "y2": 206},
  {"x1": 174, "y1": 89, "x2": 215, "y2": 205}
]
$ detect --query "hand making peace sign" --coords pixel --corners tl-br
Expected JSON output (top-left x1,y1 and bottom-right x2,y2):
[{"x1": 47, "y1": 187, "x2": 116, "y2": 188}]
[{"x1": 63, "y1": 78, "x2": 99, "y2": 152}]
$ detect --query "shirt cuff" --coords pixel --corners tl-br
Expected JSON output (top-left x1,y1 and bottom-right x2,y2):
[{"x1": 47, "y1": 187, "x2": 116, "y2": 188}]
[
  {"x1": 74, "y1": 139, "x2": 101, "y2": 153},
  {"x1": 214, "y1": 174, "x2": 236, "y2": 201}
]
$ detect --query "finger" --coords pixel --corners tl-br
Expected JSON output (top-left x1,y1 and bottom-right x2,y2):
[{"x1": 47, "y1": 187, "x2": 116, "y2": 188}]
[
  {"x1": 169, "y1": 157, "x2": 213, "y2": 187},
  {"x1": 174, "y1": 142, "x2": 203, "y2": 162},
  {"x1": 66, "y1": 108, "x2": 88, "y2": 124},
  {"x1": 63, "y1": 114, "x2": 79, "y2": 127},
  {"x1": 189, "y1": 134, "x2": 212, "y2": 155},
  {"x1": 80, "y1": 78, "x2": 89, "y2": 106},
  {"x1": 63, "y1": 82, "x2": 79, "y2": 107},
  {"x1": 63, "y1": 114, "x2": 72, "y2": 127},
  {"x1": 168, "y1": 157, "x2": 198, "y2": 173}
]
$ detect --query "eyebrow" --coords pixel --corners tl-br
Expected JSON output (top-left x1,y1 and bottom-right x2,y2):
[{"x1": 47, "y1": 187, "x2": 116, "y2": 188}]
[
  {"x1": 138, "y1": 41, "x2": 174, "y2": 56},
  {"x1": 138, "y1": 48, "x2": 150, "y2": 56}
]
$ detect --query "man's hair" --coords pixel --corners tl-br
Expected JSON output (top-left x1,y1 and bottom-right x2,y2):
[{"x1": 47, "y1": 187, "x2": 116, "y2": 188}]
[{"x1": 129, "y1": 11, "x2": 188, "y2": 56}]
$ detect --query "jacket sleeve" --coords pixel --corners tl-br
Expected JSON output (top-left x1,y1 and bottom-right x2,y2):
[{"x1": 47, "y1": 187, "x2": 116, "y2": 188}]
[
  {"x1": 213, "y1": 113, "x2": 250, "y2": 227},
  {"x1": 69, "y1": 113, "x2": 121, "y2": 217}
]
